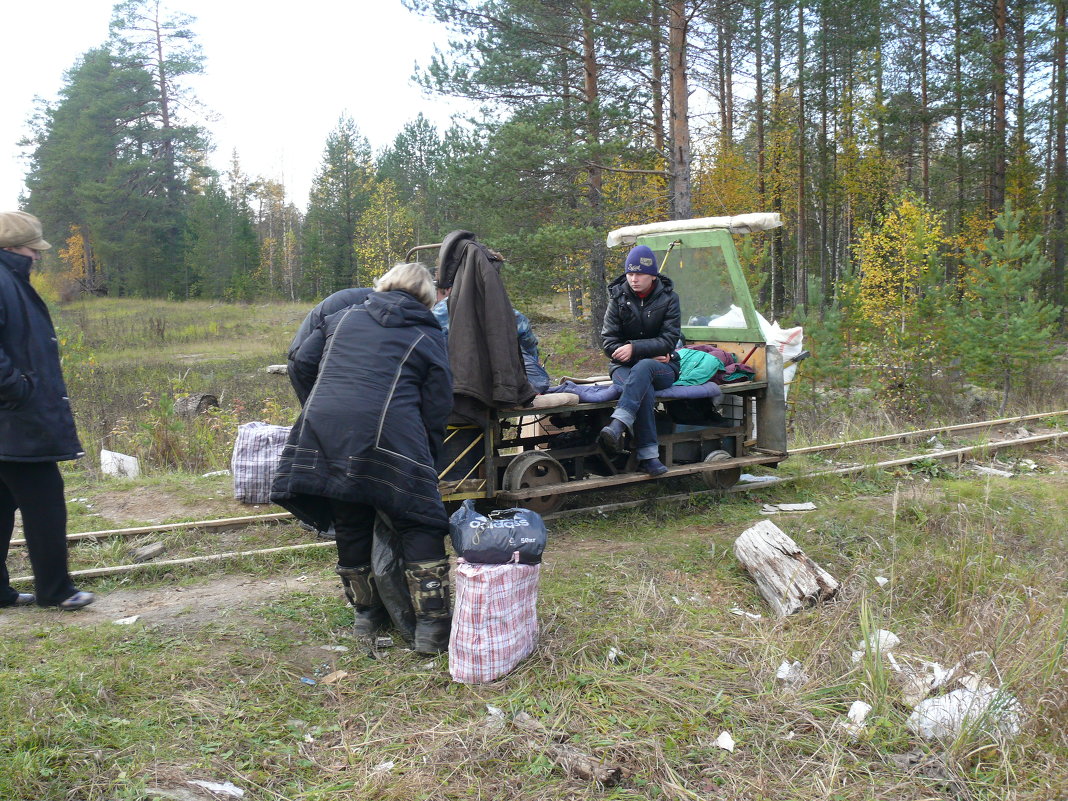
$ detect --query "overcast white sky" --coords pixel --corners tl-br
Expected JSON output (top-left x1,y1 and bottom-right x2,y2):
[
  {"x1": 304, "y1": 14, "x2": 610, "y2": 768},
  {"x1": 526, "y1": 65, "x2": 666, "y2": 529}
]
[{"x1": 0, "y1": 0, "x2": 474, "y2": 211}]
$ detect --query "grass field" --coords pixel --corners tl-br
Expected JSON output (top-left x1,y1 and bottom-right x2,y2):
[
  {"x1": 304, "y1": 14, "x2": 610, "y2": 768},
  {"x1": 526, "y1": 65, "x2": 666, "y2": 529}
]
[{"x1": 0, "y1": 296, "x2": 1065, "y2": 800}]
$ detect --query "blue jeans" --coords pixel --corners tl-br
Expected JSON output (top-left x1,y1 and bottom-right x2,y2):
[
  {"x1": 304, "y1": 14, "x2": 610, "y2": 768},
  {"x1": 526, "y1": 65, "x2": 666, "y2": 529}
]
[{"x1": 610, "y1": 360, "x2": 677, "y2": 460}]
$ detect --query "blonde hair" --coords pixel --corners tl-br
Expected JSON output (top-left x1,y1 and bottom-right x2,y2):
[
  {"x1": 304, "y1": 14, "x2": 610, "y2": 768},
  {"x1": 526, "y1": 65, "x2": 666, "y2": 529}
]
[{"x1": 374, "y1": 262, "x2": 436, "y2": 308}]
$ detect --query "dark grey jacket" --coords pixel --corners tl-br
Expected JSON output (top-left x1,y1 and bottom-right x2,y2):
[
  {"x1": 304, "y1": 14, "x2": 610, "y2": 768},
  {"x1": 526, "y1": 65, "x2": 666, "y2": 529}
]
[
  {"x1": 0, "y1": 250, "x2": 83, "y2": 462},
  {"x1": 271, "y1": 290, "x2": 452, "y2": 531},
  {"x1": 601, "y1": 274, "x2": 682, "y2": 373}
]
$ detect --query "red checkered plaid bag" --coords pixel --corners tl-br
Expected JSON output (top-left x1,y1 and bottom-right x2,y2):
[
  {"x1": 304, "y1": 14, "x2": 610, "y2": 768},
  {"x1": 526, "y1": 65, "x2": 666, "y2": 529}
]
[{"x1": 449, "y1": 557, "x2": 540, "y2": 684}]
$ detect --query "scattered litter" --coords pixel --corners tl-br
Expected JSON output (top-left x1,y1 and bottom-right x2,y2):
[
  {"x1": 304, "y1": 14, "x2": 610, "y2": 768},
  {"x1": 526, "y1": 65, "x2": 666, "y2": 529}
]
[
  {"x1": 671, "y1": 595, "x2": 681, "y2": 605},
  {"x1": 901, "y1": 660, "x2": 955, "y2": 707},
  {"x1": 761, "y1": 502, "x2": 817, "y2": 513},
  {"x1": 1016, "y1": 427, "x2": 1032, "y2": 438},
  {"x1": 319, "y1": 670, "x2": 348, "y2": 685},
  {"x1": 299, "y1": 677, "x2": 316, "y2": 686},
  {"x1": 113, "y1": 615, "x2": 140, "y2": 625},
  {"x1": 319, "y1": 645, "x2": 349, "y2": 653},
  {"x1": 265, "y1": 364, "x2": 288, "y2": 374},
  {"x1": 847, "y1": 700, "x2": 873, "y2": 725},
  {"x1": 907, "y1": 683, "x2": 1023, "y2": 740},
  {"x1": 969, "y1": 464, "x2": 1014, "y2": 479},
  {"x1": 775, "y1": 660, "x2": 808, "y2": 687},
  {"x1": 371, "y1": 761, "x2": 395, "y2": 774},
  {"x1": 874, "y1": 576, "x2": 890, "y2": 587},
  {"x1": 738, "y1": 473, "x2": 777, "y2": 484},
  {"x1": 607, "y1": 647, "x2": 623, "y2": 663},
  {"x1": 837, "y1": 701, "x2": 873, "y2": 736},
  {"x1": 729, "y1": 606, "x2": 762, "y2": 620},
  {"x1": 374, "y1": 636, "x2": 394, "y2": 649},
  {"x1": 484, "y1": 704, "x2": 507, "y2": 731},
  {"x1": 201, "y1": 469, "x2": 231, "y2": 477},
  {"x1": 926, "y1": 436, "x2": 945, "y2": 451},
  {"x1": 100, "y1": 449, "x2": 140, "y2": 478},
  {"x1": 71, "y1": 497, "x2": 88, "y2": 503},
  {"x1": 851, "y1": 630, "x2": 900, "y2": 662},
  {"x1": 294, "y1": 575, "x2": 308, "y2": 582},
  {"x1": 1015, "y1": 458, "x2": 1038, "y2": 471},
  {"x1": 714, "y1": 731, "x2": 735, "y2": 752},
  {"x1": 187, "y1": 780, "x2": 244, "y2": 798}
]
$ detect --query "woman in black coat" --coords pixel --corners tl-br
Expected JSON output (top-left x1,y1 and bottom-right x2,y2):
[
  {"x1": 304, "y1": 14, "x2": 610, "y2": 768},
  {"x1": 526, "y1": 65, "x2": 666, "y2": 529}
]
[
  {"x1": 0, "y1": 211, "x2": 93, "y2": 610},
  {"x1": 272, "y1": 262, "x2": 453, "y2": 653}
]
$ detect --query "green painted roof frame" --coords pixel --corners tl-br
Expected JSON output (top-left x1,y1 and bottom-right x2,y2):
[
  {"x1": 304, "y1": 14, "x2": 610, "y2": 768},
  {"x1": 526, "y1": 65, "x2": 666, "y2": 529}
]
[{"x1": 635, "y1": 228, "x2": 765, "y2": 343}]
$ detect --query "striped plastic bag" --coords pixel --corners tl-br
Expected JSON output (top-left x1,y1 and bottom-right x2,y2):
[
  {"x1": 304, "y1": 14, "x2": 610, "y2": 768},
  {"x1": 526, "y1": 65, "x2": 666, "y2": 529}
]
[{"x1": 449, "y1": 557, "x2": 540, "y2": 684}]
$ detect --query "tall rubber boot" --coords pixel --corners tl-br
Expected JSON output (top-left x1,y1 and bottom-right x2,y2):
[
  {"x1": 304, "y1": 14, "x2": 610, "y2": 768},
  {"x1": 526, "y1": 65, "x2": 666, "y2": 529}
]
[
  {"x1": 404, "y1": 559, "x2": 452, "y2": 654},
  {"x1": 335, "y1": 564, "x2": 389, "y2": 638}
]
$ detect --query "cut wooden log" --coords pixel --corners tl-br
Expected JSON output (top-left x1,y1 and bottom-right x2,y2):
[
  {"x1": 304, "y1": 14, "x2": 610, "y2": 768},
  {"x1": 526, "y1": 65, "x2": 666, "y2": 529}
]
[
  {"x1": 733, "y1": 519, "x2": 839, "y2": 618},
  {"x1": 174, "y1": 393, "x2": 219, "y2": 417}
]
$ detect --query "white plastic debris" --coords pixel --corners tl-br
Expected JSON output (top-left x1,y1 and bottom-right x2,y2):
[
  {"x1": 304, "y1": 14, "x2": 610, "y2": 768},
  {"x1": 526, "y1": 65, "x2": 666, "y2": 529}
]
[
  {"x1": 714, "y1": 731, "x2": 735, "y2": 752},
  {"x1": 371, "y1": 761, "x2": 396, "y2": 774},
  {"x1": 319, "y1": 645, "x2": 349, "y2": 652},
  {"x1": 729, "y1": 606, "x2": 762, "y2": 620},
  {"x1": 1015, "y1": 458, "x2": 1038, "y2": 471},
  {"x1": 187, "y1": 780, "x2": 244, "y2": 798},
  {"x1": 201, "y1": 469, "x2": 231, "y2": 477},
  {"x1": 847, "y1": 700, "x2": 873, "y2": 725},
  {"x1": 775, "y1": 660, "x2": 808, "y2": 687},
  {"x1": 907, "y1": 684, "x2": 1023, "y2": 740},
  {"x1": 836, "y1": 700, "x2": 874, "y2": 736},
  {"x1": 851, "y1": 630, "x2": 901, "y2": 662},
  {"x1": 874, "y1": 576, "x2": 889, "y2": 587},
  {"x1": 970, "y1": 464, "x2": 1014, "y2": 479},
  {"x1": 894, "y1": 659, "x2": 957, "y2": 708},
  {"x1": 607, "y1": 647, "x2": 623, "y2": 663},
  {"x1": 761, "y1": 502, "x2": 817, "y2": 514},
  {"x1": 926, "y1": 436, "x2": 945, "y2": 451},
  {"x1": 738, "y1": 473, "x2": 777, "y2": 484},
  {"x1": 100, "y1": 449, "x2": 140, "y2": 478},
  {"x1": 112, "y1": 616, "x2": 140, "y2": 625}
]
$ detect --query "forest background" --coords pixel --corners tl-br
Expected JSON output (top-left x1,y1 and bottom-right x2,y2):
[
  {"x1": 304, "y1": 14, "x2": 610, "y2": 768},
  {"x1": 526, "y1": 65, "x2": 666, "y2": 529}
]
[{"x1": 17, "y1": 0, "x2": 1068, "y2": 413}]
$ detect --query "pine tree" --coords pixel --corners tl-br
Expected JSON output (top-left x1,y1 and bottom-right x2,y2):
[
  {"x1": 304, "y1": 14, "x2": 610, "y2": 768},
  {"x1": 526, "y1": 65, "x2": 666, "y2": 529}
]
[{"x1": 951, "y1": 205, "x2": 1063, "y2": 413}]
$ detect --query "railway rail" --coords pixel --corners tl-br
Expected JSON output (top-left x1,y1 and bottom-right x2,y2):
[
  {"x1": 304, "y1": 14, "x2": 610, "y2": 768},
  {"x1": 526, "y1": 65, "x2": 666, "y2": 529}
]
[{"x1": 9, "y1": 409, "x2": 1066, "y2": 585}]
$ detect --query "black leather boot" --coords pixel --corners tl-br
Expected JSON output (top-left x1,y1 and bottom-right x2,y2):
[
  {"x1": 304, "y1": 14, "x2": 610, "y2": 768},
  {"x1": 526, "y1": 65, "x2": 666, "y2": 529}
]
[
  {"x1": 335, "y1": 564, "x2": 389, "y2": 638},
  {"x1": 404, "y1": 559, "x2": 452, "y2": 654}
]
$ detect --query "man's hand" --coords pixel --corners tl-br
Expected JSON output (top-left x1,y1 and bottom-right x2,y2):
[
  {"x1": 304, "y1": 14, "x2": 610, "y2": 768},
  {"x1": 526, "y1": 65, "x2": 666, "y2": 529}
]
[
  {"x1": 611, "y1": 343, "x2": 634, "y2": 363},
  {"x1": 653, "y1": 355, "x2": 670, "y2": 363}
]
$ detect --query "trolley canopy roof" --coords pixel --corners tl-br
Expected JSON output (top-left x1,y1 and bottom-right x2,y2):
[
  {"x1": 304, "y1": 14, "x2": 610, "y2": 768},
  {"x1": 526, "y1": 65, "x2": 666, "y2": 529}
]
[{"x1": 605, "y1": 213, "x2": 782, "y2": 248}]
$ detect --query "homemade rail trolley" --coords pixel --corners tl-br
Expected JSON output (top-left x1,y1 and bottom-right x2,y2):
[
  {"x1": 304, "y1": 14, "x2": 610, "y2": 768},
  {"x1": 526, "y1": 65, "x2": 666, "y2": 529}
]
[{"x1": 423, "y1": 214, "x2": 790, "y2": 514}]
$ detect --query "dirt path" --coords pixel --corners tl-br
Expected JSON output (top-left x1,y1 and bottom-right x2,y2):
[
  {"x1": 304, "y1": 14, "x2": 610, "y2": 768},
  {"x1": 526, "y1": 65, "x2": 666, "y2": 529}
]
[{"x1": 0, "y1": 572, "x2": 337, "y2": 630}]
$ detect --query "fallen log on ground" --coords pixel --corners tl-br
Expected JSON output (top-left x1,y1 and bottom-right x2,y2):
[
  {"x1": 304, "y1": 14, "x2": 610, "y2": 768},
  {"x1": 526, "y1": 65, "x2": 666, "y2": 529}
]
[{"x1": 734, "y1": 519, "x2": 839, "y2": 617}]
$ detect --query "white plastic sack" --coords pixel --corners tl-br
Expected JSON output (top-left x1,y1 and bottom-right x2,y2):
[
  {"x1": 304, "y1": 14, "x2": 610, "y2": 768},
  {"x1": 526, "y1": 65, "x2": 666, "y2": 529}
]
[
  {"x1": 230, "y1": 422, "x2": 291, "y2": 504},
  {"x1": 705, "y1": 305, "x2": 804, "y2": 398},
  {"x1": 907, "y1": 684, "x2": 1023, "y2": 740},
  {"x1": 449, "y1": 558, "x2": 540, "y2": 684}
]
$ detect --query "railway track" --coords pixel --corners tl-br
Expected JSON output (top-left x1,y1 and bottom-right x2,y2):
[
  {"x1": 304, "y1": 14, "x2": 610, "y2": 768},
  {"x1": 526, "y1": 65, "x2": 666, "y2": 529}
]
[{"x1": 10, "y1": 409, "x2": 1066, "y2": 585}]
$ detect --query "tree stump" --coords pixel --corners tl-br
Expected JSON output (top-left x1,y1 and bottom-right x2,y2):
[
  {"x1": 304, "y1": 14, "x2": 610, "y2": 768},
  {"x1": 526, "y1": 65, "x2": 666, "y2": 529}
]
[
  {"x1": 733, "y1": 519, "x2": 839, "y2": 618},
  {"x1": 174, "y1": 393, "x2": 219, "y2": 418}
]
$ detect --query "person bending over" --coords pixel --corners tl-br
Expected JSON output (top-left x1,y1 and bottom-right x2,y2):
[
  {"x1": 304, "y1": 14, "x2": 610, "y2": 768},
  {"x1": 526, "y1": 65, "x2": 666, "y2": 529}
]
[
  {"x1": 597, "y1": 245, "x2": 681, "y2": 477},
  {"x1": 272, "y1": 263, "x2": 453, "y2": 654}
]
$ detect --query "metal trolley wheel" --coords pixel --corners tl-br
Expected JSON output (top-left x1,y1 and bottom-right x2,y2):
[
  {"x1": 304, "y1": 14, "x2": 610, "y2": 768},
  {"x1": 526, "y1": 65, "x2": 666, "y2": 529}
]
[
  {"x1": 701, "y1": 449, "x2": 742, "y2": 491},
  {"x1": 501, "y1": 451, "x2": 568, "y2": 515}
]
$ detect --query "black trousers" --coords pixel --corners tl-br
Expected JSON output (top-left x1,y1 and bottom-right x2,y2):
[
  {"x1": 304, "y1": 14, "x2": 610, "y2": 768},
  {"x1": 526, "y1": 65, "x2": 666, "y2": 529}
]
[
  {"x1": 0, "y1": 461, "x2": 77, "y2": 606},
  {"x1": 330, "y1": 499, "x2": 447, "y2": 568}
]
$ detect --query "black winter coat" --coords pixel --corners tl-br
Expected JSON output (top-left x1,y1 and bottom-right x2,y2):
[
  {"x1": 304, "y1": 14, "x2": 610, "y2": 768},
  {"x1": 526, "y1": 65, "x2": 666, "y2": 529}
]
[
  {"x1": 601, "y1": 274, "x2": 682, "y2": 373},
  {"x1": 286, "y1": 287, "x2": 372, "y2": 403},
  {"x1": 0, "y1": 250, "x2": 83, "y2": 462},
  {"x1": 270, "y1": 290, "x2": 452, "y2": 531}
]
